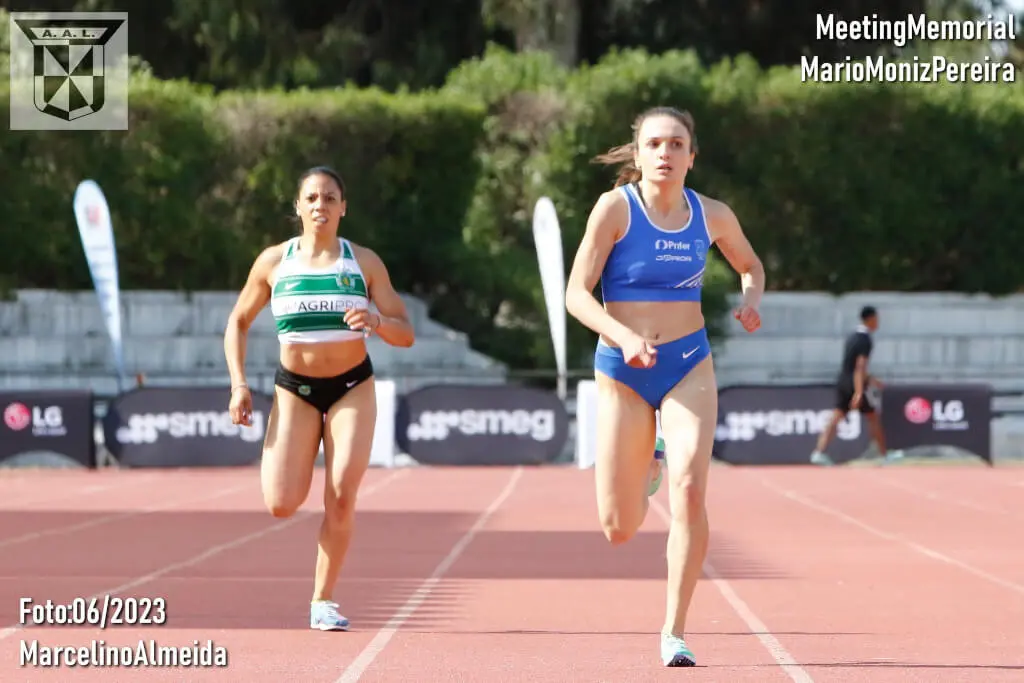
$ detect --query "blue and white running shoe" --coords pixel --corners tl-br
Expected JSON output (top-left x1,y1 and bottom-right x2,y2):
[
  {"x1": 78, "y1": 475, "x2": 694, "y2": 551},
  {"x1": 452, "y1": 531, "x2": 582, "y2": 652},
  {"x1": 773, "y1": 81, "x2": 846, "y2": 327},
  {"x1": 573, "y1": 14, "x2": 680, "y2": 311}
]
[{"x1": 310, "y1": 601, "x2": 349, "y2": 631}]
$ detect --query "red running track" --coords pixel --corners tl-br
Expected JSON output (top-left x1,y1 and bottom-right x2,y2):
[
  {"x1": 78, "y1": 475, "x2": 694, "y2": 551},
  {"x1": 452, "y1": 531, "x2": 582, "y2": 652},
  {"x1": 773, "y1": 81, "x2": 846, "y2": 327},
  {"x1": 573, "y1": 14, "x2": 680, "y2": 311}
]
[{"x1": 0, "y1": 464, "x2": 1022, "y2": 681}]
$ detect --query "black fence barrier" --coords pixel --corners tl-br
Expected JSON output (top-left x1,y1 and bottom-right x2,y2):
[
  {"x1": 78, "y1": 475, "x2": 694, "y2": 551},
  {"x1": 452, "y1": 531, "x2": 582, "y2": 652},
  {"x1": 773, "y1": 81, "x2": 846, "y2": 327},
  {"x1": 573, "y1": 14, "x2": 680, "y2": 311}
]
[
  {"x1": 714, "y1": 384, "x2": 872, "y2": 465},
  {"x1": 395, "y1": 384, "x2": 569, "y2": 465},
  {"x1": 102, "y1": 387, "x2": 274, "y2": 467},
  {"x1": 880, "y1": 383, "x2": 992, "y2": 464},
  {"x1": 0, "y1": 390, "x2": 95, "y2": 468}
]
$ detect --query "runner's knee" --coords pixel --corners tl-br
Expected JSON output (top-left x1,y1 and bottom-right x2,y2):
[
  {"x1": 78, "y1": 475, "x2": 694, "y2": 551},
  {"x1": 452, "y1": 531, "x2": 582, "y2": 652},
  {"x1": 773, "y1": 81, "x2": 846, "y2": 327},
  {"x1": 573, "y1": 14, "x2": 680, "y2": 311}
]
[
  {"x1": 667, "y1": 470, "x2": 706, "y2": 525},
  {"x1": 265, "y1": 495, "x2": 303, "y2": 519},
  {"x1": 600, "y1": 504, "x2": 643, "y2": 546}
]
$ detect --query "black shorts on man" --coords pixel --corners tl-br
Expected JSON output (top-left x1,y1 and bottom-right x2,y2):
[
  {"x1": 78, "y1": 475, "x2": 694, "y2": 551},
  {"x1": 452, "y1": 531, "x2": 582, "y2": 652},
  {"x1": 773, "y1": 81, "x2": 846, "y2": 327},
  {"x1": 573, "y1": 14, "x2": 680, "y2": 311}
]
[{"x1": 835, "y1": 382, "x2": 875, "y2": 414}]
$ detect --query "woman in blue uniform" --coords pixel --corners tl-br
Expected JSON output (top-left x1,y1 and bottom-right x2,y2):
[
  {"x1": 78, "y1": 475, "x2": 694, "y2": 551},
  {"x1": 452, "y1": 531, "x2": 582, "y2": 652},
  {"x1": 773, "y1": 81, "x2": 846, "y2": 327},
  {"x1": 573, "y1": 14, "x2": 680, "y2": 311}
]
[{"x1": 565, "y1": 107, "x2": 764, "y2": 666}]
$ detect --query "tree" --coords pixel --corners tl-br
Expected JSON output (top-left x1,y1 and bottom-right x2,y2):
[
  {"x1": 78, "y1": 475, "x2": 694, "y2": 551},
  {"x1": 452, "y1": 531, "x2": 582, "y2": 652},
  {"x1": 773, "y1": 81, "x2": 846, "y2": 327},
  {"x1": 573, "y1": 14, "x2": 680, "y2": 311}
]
[{"x1": 482, "y1": 0, "x2": 581, "y2": 66}]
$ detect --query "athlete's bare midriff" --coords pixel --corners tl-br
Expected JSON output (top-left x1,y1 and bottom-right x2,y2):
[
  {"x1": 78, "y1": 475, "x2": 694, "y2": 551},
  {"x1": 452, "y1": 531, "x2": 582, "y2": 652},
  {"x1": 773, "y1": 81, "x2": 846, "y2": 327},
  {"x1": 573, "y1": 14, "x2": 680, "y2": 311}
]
[
  {"x1": 600, "y1": 300, "x2": 705, "y2": 347},
  {"x1": 279, "y1": 339, "x2": 369, "y2": 378}
]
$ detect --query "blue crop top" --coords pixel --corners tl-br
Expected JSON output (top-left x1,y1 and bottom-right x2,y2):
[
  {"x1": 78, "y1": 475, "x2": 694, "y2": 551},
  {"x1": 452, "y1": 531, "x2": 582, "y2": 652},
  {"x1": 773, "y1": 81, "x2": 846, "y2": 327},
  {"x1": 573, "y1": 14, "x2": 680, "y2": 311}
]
[{"x1": 600, "y1": 184, "x2": 712, "y2": 303}]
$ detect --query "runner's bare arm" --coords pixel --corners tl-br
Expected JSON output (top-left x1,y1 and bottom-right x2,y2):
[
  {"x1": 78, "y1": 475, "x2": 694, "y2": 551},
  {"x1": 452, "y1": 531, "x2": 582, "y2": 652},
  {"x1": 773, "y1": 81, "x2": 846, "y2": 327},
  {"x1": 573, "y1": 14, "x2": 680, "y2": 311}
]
[
  {"x1": 359, "y1": 246, "x2": 414, "y2": 347},
  {"x1": 224, "y1": 246, "x2": 281, "y2": 389},
  {"x1": 706, "y1": 197, "x2": 764, "y2": 310},
  {"x1": 565, "y1": 190, "x2": 636, "y2": 346}
]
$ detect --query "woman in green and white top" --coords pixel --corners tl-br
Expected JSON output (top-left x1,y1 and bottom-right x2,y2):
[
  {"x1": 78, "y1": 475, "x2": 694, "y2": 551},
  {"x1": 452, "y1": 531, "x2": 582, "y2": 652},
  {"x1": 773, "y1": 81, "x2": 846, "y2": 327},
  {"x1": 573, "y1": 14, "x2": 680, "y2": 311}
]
[{"x1": 224, "y1": 165, "x2": 414, "y2": 631}]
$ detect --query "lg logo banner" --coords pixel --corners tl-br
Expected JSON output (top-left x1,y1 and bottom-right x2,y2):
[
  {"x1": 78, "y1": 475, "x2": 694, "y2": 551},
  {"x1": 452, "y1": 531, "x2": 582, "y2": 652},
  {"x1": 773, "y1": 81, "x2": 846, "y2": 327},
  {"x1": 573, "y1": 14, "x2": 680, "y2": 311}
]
[
  {"x1": 903, "y1": 396, "x2": 969, "y2": 430},
  {"x1": 0, "y1": 391, "x2": 95, "y2": 467},
  {"x1": 3, "y1": 402, "x2": 66, "y2": 437},
  {"x1": 882, "y1": 384, "x2": 992, "y2": 464}
]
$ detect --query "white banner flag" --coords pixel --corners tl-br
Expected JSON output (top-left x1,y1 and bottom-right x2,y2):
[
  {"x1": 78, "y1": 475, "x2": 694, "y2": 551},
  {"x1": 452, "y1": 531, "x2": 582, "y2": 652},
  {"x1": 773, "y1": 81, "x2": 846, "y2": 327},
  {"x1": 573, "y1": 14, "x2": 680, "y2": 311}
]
[
  {"x1": 73, "y1": 180, "x2": 127, "y2": 389},
  {"x1": 532, "y1": 196, "x2": 567, "y2": 399}
]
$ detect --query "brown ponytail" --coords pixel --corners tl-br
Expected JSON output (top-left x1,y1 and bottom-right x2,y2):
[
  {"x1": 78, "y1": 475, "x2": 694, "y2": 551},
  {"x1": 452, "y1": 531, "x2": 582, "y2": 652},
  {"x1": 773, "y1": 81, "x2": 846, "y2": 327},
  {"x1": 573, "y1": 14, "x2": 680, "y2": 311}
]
[
  {"x1": 592, "y1": 143, "x2": 641, "y2": 187},
  {"x1": 591, "y1": 106, "x2": 699, "y2": 188}
]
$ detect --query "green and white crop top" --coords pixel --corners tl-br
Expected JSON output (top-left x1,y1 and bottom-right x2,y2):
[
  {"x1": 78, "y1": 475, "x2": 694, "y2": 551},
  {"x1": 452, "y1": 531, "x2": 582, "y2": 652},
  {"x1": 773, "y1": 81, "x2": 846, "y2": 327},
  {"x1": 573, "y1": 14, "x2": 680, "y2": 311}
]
[{"x1": 270, "y1": 237, "x2": 370, "y2": 343}]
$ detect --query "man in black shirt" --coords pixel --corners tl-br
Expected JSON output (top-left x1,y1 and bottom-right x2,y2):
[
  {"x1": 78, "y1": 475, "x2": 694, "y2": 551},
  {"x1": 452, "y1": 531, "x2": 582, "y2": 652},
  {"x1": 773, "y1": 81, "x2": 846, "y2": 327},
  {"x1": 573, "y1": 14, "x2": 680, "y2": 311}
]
[{"x1": 810, "y1": 306, "x2": 899, "y2": 465}]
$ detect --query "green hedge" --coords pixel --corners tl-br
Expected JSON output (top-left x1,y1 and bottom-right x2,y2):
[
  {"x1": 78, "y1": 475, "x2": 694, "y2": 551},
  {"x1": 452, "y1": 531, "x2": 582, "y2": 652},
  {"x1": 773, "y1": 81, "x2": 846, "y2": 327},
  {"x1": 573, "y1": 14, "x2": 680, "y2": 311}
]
[
  {"x1": 2, "y1": 47, "x2": 1022, "y2": 375},
  {"x1": 0, "y1": 78, "x2": 485, "y2": 308},
  {"x1": 536, "y1": 49, "x2": 1024, "y2": 321},
  {"x1": 437, "y1": 47, "x2": 577, "y2": 369}
]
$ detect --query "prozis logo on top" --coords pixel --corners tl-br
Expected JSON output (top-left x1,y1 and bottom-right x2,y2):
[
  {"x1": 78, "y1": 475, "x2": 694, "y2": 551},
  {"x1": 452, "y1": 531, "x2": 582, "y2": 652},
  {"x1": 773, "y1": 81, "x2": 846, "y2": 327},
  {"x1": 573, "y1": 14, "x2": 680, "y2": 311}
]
[
  {"x1": 3, "y1": 403, "x2": 67, "y2": 437},
  {"x1": 904, "y1": 396, "x2": 968, "y2": 431}
]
